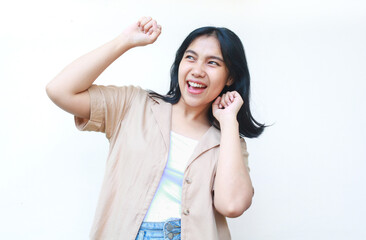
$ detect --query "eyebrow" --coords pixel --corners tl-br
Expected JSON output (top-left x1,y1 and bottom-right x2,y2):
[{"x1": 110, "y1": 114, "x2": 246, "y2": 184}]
[{"x1": 185, "y1": 49, "x2": 224, "y2": 62}]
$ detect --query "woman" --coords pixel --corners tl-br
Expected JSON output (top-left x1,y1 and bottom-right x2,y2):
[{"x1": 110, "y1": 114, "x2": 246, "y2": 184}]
[{"x1": 46, "y1": 16, "x2": 265, "y2": 240}]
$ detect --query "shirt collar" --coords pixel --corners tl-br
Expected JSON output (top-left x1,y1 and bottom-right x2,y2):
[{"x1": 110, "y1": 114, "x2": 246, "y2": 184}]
[{"x1": 149, "y1": 95, "x2": 221, "y2": 161}]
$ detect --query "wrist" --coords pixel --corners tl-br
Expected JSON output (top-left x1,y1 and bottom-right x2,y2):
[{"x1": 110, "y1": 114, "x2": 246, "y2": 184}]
[
  {"x1": 113, "y1": 33, "x2": 135, "y2": 52},
  {"x1": 219, "y1": 115, "x2": 238, "y2": 128}
]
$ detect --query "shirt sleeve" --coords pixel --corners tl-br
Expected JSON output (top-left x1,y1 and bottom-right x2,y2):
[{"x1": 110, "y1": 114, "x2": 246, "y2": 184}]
[
  {"x1": 240, "y1": 137, "x2": 250, "y2": 173},
  {"x1": 240, "y1": 137, "x2": 255, "y2": 196},
  {"x1": 74, "y1": 84, "x2": 143, "y2": 139},
  {"x1": 211, "y1": 137, "x2": 251, "y2": 193}
]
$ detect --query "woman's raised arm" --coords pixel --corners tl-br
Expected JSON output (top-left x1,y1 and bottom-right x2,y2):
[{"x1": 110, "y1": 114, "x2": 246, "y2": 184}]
[{"x1": 46, "y1": 16, "x2": 161, "y2": 119}]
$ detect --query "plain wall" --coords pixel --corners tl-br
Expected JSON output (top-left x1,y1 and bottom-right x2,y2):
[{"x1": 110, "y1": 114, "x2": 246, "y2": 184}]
[{"x1": 1, "y1": 0, "x2": 365, "y2": 239}]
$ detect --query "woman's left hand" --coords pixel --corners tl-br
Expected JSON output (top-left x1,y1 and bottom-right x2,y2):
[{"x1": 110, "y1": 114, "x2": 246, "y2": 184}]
[{"x1": 212, "y1": 91, "x2": 243, "y2": 123}]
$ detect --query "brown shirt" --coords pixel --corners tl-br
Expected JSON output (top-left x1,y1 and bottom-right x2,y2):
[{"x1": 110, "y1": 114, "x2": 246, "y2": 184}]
[{"x1": 74, "y1": 85, "x2": 250, "y2": 240}]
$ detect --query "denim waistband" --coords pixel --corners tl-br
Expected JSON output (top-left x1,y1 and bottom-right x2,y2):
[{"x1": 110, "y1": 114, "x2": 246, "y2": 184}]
[{"x1": 136, "y1": 218, "x2": 181, "y2": 240}]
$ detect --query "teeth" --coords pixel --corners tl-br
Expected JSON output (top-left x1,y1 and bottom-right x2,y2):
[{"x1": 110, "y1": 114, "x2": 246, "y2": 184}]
[{"x1": 189, "y1": 81, "x2": 206, "y2": 88}]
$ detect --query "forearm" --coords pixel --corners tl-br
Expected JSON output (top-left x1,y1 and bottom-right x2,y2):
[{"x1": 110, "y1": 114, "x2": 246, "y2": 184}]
[
  {"x1": 46, "y1": 17, "x2": 161, "y2": 119},
  {"x1": 46, "y1": 34, "x2": 132, "y2": 96},
  {"x1": 214, "y1": 117, "x2": 253, "y2": 217}
]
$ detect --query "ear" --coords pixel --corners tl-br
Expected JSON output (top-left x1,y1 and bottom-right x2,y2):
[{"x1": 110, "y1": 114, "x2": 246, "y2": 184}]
[{"x1": 225, "y1": 77, "x2": 234, "y2": 86}]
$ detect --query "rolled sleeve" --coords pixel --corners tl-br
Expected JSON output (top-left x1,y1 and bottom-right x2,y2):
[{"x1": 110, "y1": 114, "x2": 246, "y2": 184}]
[
  {"x1": 74, "y1": 84, "x2": 142, "y2": 139},
  {"x1": 75, "y1": 85, "x2": 105, "y2": 132},
  {"x1": 240, "y1": 137, "x2": 250, "y2": 173},
  {"x1": 211, "y1": 137, "x2": 251, "y2": 192}
]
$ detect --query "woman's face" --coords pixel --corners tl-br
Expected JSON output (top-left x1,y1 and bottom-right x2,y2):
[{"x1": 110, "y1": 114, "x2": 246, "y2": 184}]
[{"x1": 177, "y1": 35, "x2": 231, "y2": 110}]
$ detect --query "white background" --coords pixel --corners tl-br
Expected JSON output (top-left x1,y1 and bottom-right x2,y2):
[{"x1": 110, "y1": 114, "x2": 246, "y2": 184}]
[{"x1": 1, "y1": 0, "x2": 365, "y2": 239}]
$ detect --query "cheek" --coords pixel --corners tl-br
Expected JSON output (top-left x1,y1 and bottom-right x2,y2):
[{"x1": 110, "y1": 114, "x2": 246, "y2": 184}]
[
  {"x1": 177, "y1": 68, "x2": 187, "y2": 89},
  {"x1": 209, "y1": 78, "x2": 228, "y2": 98},
  {"x1": 178, "y1": 67, "x2": 191, "y2": 88},
  {"x1": 211, "y1": 73, "x2": 228, "y2": 89},
  {"x1": 211, "y1": 88, "x2": 223, "y2": 100},
  {"x1": 178, "y1": 63, "x2": 189, "y2": 76}
]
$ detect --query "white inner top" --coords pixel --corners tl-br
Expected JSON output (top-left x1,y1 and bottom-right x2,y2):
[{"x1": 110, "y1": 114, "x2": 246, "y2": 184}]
[{"x1": 143, "y1": 131, "x2": 198, "y2": 222}]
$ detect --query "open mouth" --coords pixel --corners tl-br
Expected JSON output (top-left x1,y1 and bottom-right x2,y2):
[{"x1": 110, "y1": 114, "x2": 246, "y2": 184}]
[
  {"x1": 186, "y1": 81, "x2": 207, "y2": 94},
  {"x1": 187, "y1": 81, "x2": 207, "y2": 89}
]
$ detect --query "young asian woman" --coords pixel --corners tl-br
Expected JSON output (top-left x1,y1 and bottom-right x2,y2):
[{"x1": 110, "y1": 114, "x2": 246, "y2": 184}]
[{"x1": 46, "y1": 16, "x2": 265, "y2": 240}]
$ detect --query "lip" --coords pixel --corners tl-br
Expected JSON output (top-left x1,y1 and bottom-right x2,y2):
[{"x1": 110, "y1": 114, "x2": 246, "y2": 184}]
[
  {"x1": 186, "y1": 79, "x2": 207, "y2": 95},
  {"x1": 186, "y1": 79, "x2": 207, "y2": 86}
]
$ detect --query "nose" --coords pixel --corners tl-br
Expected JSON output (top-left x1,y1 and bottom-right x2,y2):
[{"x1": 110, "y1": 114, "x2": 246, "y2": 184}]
[{"x1": 191, "y1": 62, "x2": 206, "y2": 78}]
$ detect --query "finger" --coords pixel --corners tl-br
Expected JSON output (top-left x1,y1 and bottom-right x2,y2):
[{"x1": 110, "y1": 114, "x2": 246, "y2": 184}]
[
  {"x1": 143, "y1": 19, "x2": 155, "y2": 33},
  {"x1": 148, "y1": 20, "x2": 158, "y2": 35},
  {"x1": 137, "y1": 16, "x2": 147, "y2": 27},
  {"x1": 149, "y1": 24, "x2": 162, "y2": 40},
  {"x1": 228, "y1": 91, "x2": 234, "y2": 102},
  {"x1": 213, "y1": 96, "x2": 221, "y2": 109},
  {"x1": 212, "y1": 96, "x2": 221, "y2": 110},
  {"x1": 232, "y1": 91, "x2": 238, "y2": 98},
  {"x1": 138, "y1": 16, "x2": 152, "y2": 31},
  {"x1": 223, "y1": 93, "x2": 231, "y2": 107},
  {"x1": 220, "y1": 96, "x2": 227, "y2": 108},
  {"x1": 138, "y1": 16, "x2": 151, "y2": 25},
  {"x1": 232, "y1": 91, "x2": 244, "y2": 104}
]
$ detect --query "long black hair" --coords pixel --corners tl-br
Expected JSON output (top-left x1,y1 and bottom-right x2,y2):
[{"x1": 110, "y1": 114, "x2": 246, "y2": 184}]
[{"x1": 149, "y1": 26, "x2": 266, "y2": 138}]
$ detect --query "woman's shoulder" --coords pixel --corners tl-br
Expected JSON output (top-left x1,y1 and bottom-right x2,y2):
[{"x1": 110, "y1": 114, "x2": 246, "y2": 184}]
[
  {"x1": 89, "y1": 84, "x2": 144, "y2": 92},
  {"x1": 146, "y1": 90, "x2": 173, "y2": 105},
  {"x1": 88, "y1": 84, "x2": 149, "y2": 98},
  {"x1": 88, "y1": 84, "x2": 171, "y2": 106}
]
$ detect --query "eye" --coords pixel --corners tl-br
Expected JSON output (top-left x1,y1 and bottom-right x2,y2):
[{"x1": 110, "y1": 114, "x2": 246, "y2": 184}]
[
  {"x1": 208, "y1": 60, "x2": 220, "y2": 66},
  {"x1": 185, "y1": 55, "x2": 195, "y2": 60}
]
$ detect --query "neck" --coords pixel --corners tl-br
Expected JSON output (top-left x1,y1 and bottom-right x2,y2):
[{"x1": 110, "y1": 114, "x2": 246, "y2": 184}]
[{"x1": 173, "y1": 98, "x2": 211, "y2": 125}]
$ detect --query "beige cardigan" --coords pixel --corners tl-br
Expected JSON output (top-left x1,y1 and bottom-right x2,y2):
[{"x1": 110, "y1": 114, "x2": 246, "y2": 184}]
[{"x1": 74, "y1": 85, "x2": 250, "y2": 240}]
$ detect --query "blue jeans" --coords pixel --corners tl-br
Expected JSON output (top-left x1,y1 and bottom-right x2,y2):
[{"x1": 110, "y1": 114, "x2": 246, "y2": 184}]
[{"x1": 135, "y1": 218, "x2": 181, "y2": 240}]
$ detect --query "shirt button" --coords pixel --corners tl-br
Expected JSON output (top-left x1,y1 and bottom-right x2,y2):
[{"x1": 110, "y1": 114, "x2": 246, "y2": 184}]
[
  {"x1": 166, "y1": 223, "x2": 173, "y2": 231},
  {"x1": 167, "y1": 232, "x2": 174, "y2": 239},
  {"x1": 185, "y1": 178, "x2": 192, "y2": 184},
  {"x1": 183, "y1": 209, "x2": 190, "y2": 215}
]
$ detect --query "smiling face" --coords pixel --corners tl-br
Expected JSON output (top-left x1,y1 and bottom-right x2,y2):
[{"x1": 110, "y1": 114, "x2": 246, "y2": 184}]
[{"x1": 177, "y1": 35, "x2": 231, "y2": 111}]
